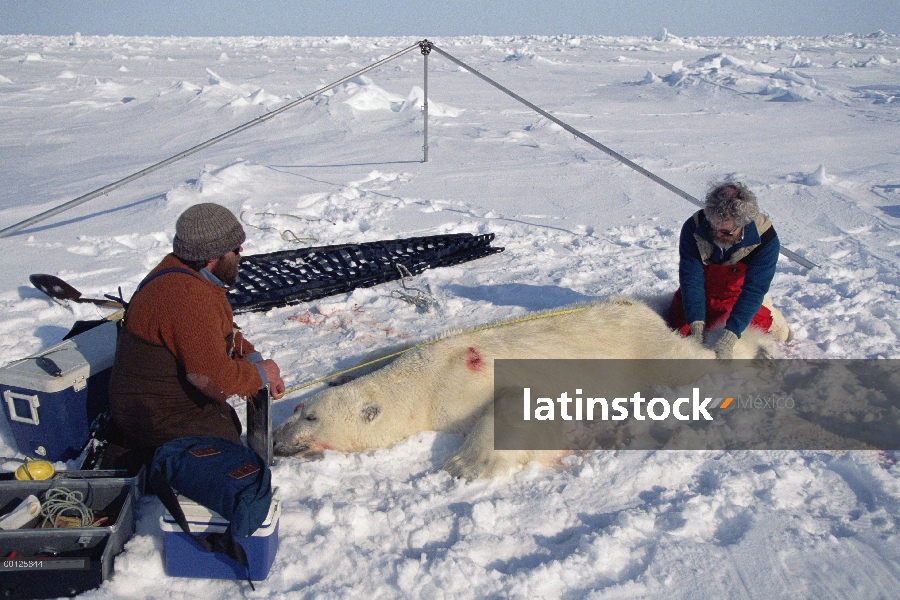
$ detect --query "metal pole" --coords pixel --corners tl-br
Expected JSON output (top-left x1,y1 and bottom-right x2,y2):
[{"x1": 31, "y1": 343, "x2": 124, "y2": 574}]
[
  {"x1": 427, "y1": 43, "x2": 817, "y2": 270},
  {"x1": 0, "y1": 41, "x2": 425, "y2": 239},
  {"x1": 420, "y1": 40, "x2": 431, "y2": 163}
]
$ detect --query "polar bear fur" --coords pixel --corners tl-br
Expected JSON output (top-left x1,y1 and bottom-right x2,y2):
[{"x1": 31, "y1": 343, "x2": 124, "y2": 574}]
[
  {"x1": 762, "y1": 295, "x2": 793, "y2": 342},
  {"x1": 273, "y1": 296, "x2": 780, "y2": 479}
]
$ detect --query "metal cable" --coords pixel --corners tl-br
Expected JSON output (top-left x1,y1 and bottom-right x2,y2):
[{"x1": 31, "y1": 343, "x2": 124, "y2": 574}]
[
  {"x1": 426, "y1": 42, "x2": 817, "y2": 270},
  {"x1": 0, "y1": 41, "x2": 423, "y2": 239},
  {"x1": 2, "y1": 38, "x2": 816, "y2": 270}
]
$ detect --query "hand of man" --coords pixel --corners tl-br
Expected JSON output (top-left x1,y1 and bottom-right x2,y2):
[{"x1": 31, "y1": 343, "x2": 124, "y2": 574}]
[
  {"x1": 714, "y1": 330, "x2": 738, "y2": 361},
  {"x1": 259, "y1": 359, "x2": 286, "y2": 399},
  {"x1": 689, "y1": 321, "x2": 705, "y2": 342}
]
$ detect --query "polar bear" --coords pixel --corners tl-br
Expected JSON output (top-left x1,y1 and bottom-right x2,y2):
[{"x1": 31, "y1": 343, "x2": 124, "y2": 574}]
[{"x1": 273, "y1": 296, "x2": 779, "y2": 478}]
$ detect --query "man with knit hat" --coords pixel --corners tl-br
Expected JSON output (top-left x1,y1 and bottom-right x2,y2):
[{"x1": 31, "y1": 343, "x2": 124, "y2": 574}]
[{"x1": 103, "y1": 203, "x2": 284, "y2": 469}]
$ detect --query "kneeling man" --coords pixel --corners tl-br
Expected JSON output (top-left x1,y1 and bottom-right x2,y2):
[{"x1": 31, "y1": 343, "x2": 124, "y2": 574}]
[{"x1": 667, "y1": 181, "x2": 784, "y2": 359}]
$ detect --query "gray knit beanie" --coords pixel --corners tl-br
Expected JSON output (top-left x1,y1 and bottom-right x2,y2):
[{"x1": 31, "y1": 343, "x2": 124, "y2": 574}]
[{"x1": 172, "y1": 203, "x2": 246, "y2": 262}]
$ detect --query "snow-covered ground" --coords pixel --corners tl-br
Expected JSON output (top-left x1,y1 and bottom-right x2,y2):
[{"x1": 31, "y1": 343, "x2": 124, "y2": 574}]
[{"x1": 1, "y1": 30, "x2": 899, "y2": 598}]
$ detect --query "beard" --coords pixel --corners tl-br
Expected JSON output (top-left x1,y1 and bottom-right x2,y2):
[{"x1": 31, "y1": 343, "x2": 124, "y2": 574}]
[
  {"x1": 211, "y1": 253, "x2": 241, "y2": 286},
  {"x1": 713, "y1": 230, "x2": 744, "y2": 249}
]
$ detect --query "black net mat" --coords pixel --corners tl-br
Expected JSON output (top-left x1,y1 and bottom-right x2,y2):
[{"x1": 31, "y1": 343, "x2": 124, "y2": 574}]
[{"x1": 228, "y1": 233, "x2": 503, "y2": 313}]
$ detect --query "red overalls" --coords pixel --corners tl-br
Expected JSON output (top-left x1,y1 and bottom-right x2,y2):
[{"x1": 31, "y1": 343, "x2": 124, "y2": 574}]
[{"x1": 666, "y1": 262, "x2": 773, "y2": 336}]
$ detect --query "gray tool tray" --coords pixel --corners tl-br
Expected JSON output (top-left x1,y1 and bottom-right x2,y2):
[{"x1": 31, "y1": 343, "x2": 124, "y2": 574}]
[{"x1": 0, "y1": 474, "x2": 138, "y2": 599}]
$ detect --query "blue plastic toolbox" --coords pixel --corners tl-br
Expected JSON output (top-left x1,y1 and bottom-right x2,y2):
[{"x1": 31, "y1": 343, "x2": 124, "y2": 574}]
[{"x1": 0, "y1": 321, "x2": 117, "y2": 462}]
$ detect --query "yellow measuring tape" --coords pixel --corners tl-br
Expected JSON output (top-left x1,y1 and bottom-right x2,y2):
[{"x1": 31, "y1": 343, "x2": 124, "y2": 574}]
[{"x1": 280, "y1": 305, "x2": 592, "y2": 399}]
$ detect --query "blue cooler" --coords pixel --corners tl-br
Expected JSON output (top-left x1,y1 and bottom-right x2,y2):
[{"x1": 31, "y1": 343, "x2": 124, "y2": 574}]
[
  {"x1": 159, "y1": 489, "x2": 280, "y2": 581},
  {"x1": 0, "y1": 321, "x2": 116, "y2": 461}
]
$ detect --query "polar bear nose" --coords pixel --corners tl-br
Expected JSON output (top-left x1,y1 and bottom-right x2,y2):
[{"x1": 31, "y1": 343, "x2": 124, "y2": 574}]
[{"x1": 274, "y1": 439, "x2": 309, "y2": 456}]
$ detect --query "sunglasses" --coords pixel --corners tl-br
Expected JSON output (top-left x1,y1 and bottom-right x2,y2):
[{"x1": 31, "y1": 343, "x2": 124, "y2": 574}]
[
  {"x1": 713, "y1": 224, "x2": 742, "y2": 237},
  {"x1": 231, "y1": 246, "x2": 243, "y2": 255}
]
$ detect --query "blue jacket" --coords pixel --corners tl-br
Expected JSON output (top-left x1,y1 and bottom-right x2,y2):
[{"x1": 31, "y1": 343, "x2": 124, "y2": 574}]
[{"x1": 678, "y1": 210, "x2": 779, "y2": 336}]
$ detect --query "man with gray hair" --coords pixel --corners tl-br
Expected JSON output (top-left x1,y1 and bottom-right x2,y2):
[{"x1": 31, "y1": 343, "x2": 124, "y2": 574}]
[
  {"x1": 666, "y1": 182, "x2": 781, "y2": 359},
  {"x1": 103, "y1": 202, "x2": 285, "y2": 470}
]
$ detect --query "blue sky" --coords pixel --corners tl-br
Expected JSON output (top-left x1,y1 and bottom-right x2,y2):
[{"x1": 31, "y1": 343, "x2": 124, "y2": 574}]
[{"x1": 0, "y1": 0, "x2": 896, "y2": 37}]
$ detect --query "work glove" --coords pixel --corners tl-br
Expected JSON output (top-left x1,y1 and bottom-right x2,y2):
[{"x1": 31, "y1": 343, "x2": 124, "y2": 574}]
[
  {"x1": 714, "y1": 330, "x2": 739, "y2": 360},
  {"x1": 689, "y1": 321, "x2": 705, "y2": 342}
]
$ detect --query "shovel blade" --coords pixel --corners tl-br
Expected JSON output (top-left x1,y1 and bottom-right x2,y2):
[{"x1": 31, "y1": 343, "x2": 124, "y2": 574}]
[
  {"x1": 29, "y1": 273, "x2": 122, "y2": 307},
  {"x1": 29, "y1": 273, "x2": 83, "y2": 301}
]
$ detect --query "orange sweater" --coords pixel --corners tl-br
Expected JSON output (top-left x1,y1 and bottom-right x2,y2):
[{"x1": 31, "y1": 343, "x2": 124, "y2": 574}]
[{"x1": 124, "y1": 253, "x2": 262, "y2": 401}]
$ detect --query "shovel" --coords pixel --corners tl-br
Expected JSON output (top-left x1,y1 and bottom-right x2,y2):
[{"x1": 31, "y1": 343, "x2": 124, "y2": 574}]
[{"x1": 29, "y1": 274, "x2": 123, "y2": 308}]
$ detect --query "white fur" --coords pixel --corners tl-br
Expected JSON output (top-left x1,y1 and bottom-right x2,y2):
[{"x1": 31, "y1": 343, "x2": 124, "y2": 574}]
[
  {"x1": 273, "y1": 296, "x2": 778, "y2": 478},
  {"x1": 762, "y1": 295, "x2": 793, "y2": 342}
]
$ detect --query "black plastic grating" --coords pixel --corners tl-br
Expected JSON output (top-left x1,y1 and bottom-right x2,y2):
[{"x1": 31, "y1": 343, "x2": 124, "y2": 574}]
[{"x1": 228, "y1": 233, "x2": 503, "y2": 313}]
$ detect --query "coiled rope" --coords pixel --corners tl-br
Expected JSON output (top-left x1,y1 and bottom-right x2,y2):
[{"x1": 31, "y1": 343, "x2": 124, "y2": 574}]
[
  {"x1": 240, "y1": 210, "x2": 332, "y2": 244},
  {"x1": 389, "y1": 264, "x2": 436, "y2": 311},
  {"x1": 40, "y1": 487, "x2": 95, "y2": 528}
]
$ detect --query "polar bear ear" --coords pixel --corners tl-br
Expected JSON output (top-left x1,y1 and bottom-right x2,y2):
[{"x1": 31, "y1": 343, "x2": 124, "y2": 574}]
[{"x1": 360, "y1": 404, "x2": 381, "y2": 424}]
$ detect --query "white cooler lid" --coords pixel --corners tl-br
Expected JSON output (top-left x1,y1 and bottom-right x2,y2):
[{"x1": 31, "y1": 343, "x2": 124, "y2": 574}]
[
  {"x1": 159, "y1": 487, "x2": 280, "y2": 535},
  {"x1": 0, "y1": 320, "x2": 117, "y2": 393}
]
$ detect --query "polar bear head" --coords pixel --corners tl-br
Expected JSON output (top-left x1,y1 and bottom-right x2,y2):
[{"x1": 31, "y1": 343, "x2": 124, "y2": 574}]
[
  {"x1": 273, "y1": 377, "x2": 420, "y2": 457},
  {"x1": 273, "y1": 339, "x2": 494, "y2": 458}
]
